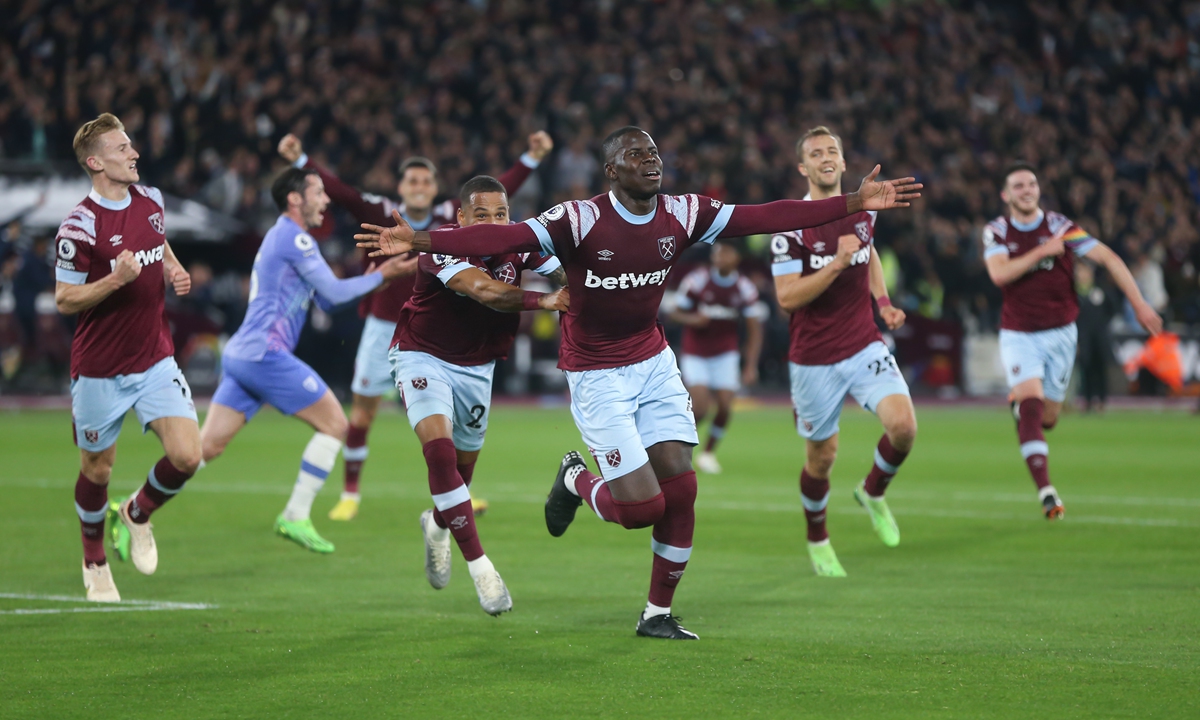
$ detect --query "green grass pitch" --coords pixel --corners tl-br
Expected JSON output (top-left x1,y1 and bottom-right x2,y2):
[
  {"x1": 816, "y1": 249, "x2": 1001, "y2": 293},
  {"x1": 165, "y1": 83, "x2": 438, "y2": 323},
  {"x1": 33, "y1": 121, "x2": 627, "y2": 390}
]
[{"x1": 1, "y1": 405, "x2": 1197, "y2": 718}]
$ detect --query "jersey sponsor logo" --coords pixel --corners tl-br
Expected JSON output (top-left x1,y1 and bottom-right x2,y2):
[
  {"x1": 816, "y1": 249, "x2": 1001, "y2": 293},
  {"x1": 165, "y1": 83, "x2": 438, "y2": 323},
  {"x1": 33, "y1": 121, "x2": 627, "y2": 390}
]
[
  {"x1": 108, "y1": 234, "x2": 123, "y2": 246},
  {"x1": 493, "y1": 262, "x2": 516, "y2": 285},
  {"x1": 294, "y1": 233, "x2": 316, "y2": 255},
  {"x1": 597, "y1": 249, "x2": 614, "y2": 261},
  {"x1": 809, "y1": 246, "x2": 870, "y2": 269},
  {"x1": 855, "y1": 221, "x2": 871, "y2": 243},
  {"x1": 148, "y1": 212, "x2": 165, "y2": 234},
  {"x1": 537, "y1": 203, "x2": 566, "y2": 226},
  {"x1": 657, "y1": 235, "x2": 676, "y2": 260},
  {"x1": 583, "y1": 266, "x2": 672, "y2": 290},
  {"x1": 56, "y1": 258, "x2": 76, "y2": 270},
  {"x1": 57, "y1": 238, "x2": 77, "y2": 260},
  {"x1": 108, "y1": 244, "x2": 166, "y2": 271},
  {"x1": 605, "y1": 448, "x2": 622, "y2": 467},
  {"x1": 412, "y1": 377, "x2": 428, "y2": 390}
]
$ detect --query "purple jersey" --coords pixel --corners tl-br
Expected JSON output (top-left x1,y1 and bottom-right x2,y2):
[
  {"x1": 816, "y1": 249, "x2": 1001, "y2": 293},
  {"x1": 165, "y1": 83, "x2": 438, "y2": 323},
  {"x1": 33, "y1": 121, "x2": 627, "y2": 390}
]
[
  {"x1": 527, "y1": 192, "x2": 732, "y2": 371},
  {"x1": 54, "y1": 186, "x2": 175, "y2": 379},
  {"x1": 770, "y1": 206, "x2": 881, "y2": 365},
  {"x1": 392, "y1": 225, "x2": 560, "y2": 366},
  {"x1": 675, "y1": 268, "x2": 764, "y2": 357},
  {"x1": 983, "y1": 210, "x2": 1098, "y2": 332},
  {"x1": 222, "y1": 215, "x2": 383, "y2": 361}
]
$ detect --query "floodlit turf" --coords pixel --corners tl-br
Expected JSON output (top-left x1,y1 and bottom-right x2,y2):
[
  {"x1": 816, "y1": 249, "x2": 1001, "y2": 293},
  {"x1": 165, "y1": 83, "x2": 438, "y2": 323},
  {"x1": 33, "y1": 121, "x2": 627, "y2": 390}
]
[{"x1": 1, "y1": 404, "x2": 1197, "y2": 718}]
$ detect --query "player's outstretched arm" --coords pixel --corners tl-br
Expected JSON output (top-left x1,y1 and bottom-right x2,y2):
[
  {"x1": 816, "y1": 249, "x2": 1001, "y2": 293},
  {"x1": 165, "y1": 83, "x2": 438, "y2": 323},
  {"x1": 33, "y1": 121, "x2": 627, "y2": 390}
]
[
  {"x1": 1084, "y1": 243, "x2": 1163, "y2": 334},
  {"x1": 55, "y1": 250, "x2": 140, "y2": 315},
  {"x1": 445, "y1": 268, "x2": 567, "y2": 313},
  {"x1": 355, "y1": 209, "x2": 542, "y2": 258},
  {"x1": 279, "y1": 133, "x2": 392, "y2": 226},
  {"x1": 774, "y1": 234, "x2": 860, "y2": 312},
  {"x1": 487, "y1": 131, "x2": 554, "y2": 207},
  {"x1": 720, "y1": 167, "x2": 922, "y2": 238}
]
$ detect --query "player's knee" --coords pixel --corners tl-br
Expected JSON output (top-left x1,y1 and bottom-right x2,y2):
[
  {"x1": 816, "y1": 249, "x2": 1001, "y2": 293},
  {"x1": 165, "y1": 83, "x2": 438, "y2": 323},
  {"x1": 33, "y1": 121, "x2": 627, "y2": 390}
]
[
  {"x1": 201, "y1": 437, "x2": 226, "y2": 463},
  {"x1": 80, "y1": 459, "x2": 112, "y2": 485},
  {"x1": 321, "y1": 414, "x2": 350, "y2": 442},
  {"x1": 613, "y1": 493, "x2": 666, "y2": 529},
  {"x1": 169, "y1": 447, "x2": 203, "y2": 476},
  {"x1": 889, "y1": 418, "x2": 918, "y2": 453}
]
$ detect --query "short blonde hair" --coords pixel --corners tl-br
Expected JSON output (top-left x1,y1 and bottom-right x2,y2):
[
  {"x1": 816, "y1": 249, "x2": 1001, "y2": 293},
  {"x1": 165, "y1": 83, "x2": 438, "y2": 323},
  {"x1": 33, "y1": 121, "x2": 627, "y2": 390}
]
[
  {"x1": 795, "y1": 125, "x2": 843, "y2": 158},
  {"x1": 73, "y1": 113, "x2": 125, "y2": 174}
]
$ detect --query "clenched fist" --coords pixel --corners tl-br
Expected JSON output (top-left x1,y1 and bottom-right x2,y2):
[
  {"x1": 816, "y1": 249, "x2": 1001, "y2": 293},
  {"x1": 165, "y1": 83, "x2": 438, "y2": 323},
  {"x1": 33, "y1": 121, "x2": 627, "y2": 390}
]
[{"x1": 112, "y1": 250, "x2": 142, "y2": 286}]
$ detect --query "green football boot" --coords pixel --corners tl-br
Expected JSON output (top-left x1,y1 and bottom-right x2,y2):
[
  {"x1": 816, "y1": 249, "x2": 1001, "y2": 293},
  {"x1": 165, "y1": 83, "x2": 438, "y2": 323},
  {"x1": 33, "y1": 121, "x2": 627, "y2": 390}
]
[
  {"x1": 107, "y1": 500, "x2": 131, "y2": 563},
  {"x1": 854, "y1": 483, "x2": 900, "y2": 548},
  {"x1": 274, "y1": 515, "x2": 335, "y2": 553},
  {"x1": 807, "y1": 540, "x2": 847, "y2": 577}
]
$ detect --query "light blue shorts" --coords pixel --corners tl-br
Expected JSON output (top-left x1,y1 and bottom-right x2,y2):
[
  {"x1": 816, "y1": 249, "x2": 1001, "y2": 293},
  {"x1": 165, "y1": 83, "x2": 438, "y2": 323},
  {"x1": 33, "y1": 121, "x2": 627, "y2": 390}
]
[
  {"x1": 680, "y1": 350, "x2": 741, "y2": 391},
  {"x1": 789, "y1": 341, "x2": 910, "y2": 442},
  {"x1": 389, "y1": 348, "x2": 495, "y2": 452},
  {"x1": 71, "y1": 356, "x2": 197, "y2": 453},
  {"x1": 213, "y1": 351, "x2": 329, "y2": 420},
  {"x1": 352, "y1": 315, "x2": 398, "y2": 398},
  {"x1": 565, "y1": 347, "x2": 699, "y2": 481},
  {"x1": 999, "y1": 323, "x2": 1077, "y2": 402}
]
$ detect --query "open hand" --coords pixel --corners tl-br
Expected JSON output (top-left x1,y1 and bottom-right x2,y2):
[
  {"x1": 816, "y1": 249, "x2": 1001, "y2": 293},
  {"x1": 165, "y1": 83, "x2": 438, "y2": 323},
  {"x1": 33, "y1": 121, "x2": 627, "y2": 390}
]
[
  {"x1": 356, "y1": 209, "x2": 416, "y2": 257},
  {"x1": 278, "y1": 134, "x2": 303, "y2": 164},
  {"x1": 1133, "y1": 300, "x2": 1163, "y2": 335},
  {"x1": 855, "y1": 165, "x2": 923, "y2": 211},
  {"x1": 741, "y1": 364, "x2": 759, "y2": 387}
]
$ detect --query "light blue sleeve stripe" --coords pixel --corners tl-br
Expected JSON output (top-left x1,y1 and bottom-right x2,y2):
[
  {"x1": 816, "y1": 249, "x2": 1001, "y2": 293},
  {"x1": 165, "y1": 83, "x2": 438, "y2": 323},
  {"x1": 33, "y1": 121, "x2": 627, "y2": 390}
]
[
  {"x1": 523, "y1": 218, "x2": 557, "y2": 257},
  {"x1": 983, "y1": 246, "x2": 1010, "y2": 259},
  {"x1": 56, "y1": 268, "x2": 88, "y2": 285},
  {"x1": 1072, "y1": 238, "x2": 1100, "y2": 257},
  {"x1": 519, "y1": 153, "x2": 539, "y2": 169},
  {"x1": 436, "y1": 262, "x2": 477, "y2": 285},
  {"x1": 674, "y1": 295, "x2": 694, "y2": 310},
  {"x1": 771, "y1": 259, "x2": 805, "y2": 277},
  {"x1": 533, "y1": 255, "x2": 562, "y2": 276},
  {"x1": 695, "y1": 203, "x2": 735, "y2": 245}
]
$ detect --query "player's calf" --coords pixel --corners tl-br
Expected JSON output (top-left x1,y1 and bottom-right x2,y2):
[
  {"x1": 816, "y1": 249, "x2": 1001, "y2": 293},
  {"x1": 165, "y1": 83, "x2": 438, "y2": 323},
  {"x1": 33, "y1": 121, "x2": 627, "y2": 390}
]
[
  {"x1": 646, "y1": 471, "x2": 696, "y2": 623},
  {"x1": 75, "y1": 473, "x2": 108, "y2": 568}
]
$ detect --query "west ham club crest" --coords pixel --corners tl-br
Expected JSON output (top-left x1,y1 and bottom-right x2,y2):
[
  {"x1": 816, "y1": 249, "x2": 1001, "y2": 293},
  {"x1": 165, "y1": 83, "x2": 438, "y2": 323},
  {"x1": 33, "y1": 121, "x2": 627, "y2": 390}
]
[
  {"x1": 855, "y1": 221, "x2": 871, "y2": 243},
  {"x1": 657, "y1": 236, "x2": 676, "y2": 260},
  {"x1": 493, "y1": 262, "x2": 516, "y2": 285},
  {"x1": 148, "y1": 212, "x2": 165, "y2": 234}
]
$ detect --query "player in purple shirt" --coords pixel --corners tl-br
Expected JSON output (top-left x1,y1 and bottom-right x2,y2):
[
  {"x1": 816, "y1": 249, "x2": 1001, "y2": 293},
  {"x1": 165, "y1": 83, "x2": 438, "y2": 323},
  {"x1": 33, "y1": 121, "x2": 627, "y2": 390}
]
[{"x1": 199, "y1": 168, "x2": 412, "y2": 553}]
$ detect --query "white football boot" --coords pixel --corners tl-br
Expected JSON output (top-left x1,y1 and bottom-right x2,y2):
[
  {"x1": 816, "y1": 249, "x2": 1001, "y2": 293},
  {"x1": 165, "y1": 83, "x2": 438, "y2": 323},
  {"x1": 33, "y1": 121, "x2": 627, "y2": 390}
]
[
  {"x1": 118, "y1": 498, "x2": 158, "y2": 575},
  {"x1": 419, "y1": 509, "x2": 452, "y2": 589},
  {"x1": 82, "y1": 561, "x2": 121, "y2": 602}
]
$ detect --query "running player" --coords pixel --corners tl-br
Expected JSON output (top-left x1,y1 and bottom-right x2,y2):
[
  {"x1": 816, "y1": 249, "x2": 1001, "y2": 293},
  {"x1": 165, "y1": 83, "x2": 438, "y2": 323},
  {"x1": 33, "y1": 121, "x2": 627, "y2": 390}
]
[
  {"x1": 55, "y1": 113, "x2": 201, "y2": 601},
  {"x1": 984, "y1": 163, "x2": 1162, "y2": 518},
  {"x1": 394, "y1": 175, "x2": 568, "y2": 615},
  {"x1": 277, "y1": 131, "x2": 553, "y2": 521},
  {"x1": 199, "y1": 167, "x2": 412, "y2": 553},
  {"x1": 357, "y1": 126, "x2": 921, "y2": 638},
  {"x1": 771, "y1": 126, "x2": 916, "y2": 578},
  {"x1": 669, "y1": 239, "x2": 765, "y2": 474}
]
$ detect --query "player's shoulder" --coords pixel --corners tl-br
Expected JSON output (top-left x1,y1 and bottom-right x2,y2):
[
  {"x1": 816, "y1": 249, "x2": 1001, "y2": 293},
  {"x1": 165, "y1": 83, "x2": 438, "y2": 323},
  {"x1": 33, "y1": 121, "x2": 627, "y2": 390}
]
[
  {"x1": 770, "y1": 230, "x2": 804, "y2": 257},
  {"x1": 432, "y1": 199, "x2": 457, "y2": 224},
  {"x1": 58, "y1": 201, "x2": 98, "y2": 241},
  {"x1": 985, "y1": 215, "x2": 1009, "y2": 237},
  {"x1": 534, "y1": 197, "x2": 602, "y2": 247},
  {"x1": 735, "y1": 274, "x2": 758, "y2": 297},
  {"x1": 267, "y1": 216, "x2": 319, "y2": 258},
  {"x1": 1044, "y1": 210, "x2": 1073, "y2": 234},
  {"x1": 131, "y1": 184, "x2": 165, "y2": 210},
  {"x1": 680, "y1": 266, "x2": 709, "y2": 290}
]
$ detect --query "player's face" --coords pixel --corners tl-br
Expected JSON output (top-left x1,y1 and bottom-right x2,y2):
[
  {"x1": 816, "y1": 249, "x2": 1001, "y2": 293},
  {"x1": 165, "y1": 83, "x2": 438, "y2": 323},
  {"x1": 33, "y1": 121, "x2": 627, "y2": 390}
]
[
  {"x1": 398, "y1": 167, "x2": 437, "y2": 211},
  {"x1": 457, "y1": 192, "x2": 509, "y2": 228},
  {"x1": 299, "y1": 175, "x2": 330, "y2": 228},
  {"x1": 711, "y1": 243, "x2": 740, "y2": 274},
  {"x1": 1002, "y1": 170, "x2": 1041, "y2": 215},
  {"x1": 92, "y1": 130, "x2": 140, "y2": 185},
  {"x1": 798, "y1": 135, "x2": 844, "y2": 191},
  {"x1": 606, "y1": 131, "x2": 662, "y2": 200}
]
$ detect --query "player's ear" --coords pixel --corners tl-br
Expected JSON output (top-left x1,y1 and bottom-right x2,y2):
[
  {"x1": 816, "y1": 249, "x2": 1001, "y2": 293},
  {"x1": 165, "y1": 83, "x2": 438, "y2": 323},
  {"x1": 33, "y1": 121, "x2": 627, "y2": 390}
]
[
  {"x1": 797, "y1": 163, "x2": 808, "y2": 179},
  {"x1": 457, "y1": 207, "x2": 466, "y2": 225}
]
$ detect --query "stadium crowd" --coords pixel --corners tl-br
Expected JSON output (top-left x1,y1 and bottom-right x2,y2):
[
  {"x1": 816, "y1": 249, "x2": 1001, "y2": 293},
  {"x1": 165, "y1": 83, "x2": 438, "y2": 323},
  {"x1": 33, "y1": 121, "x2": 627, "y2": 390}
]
[{"x1": 2, "y1": 0, "x2": 1198, "y2": 393}]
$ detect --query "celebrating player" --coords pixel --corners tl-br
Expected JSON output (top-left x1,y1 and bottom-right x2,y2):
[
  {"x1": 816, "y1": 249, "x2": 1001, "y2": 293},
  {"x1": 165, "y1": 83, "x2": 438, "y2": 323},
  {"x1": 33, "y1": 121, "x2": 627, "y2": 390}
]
[
  {"x1": 984, "y1": 163, "x2": 1162, "y2": 518},
  {"x1": 199, "y1": 167, "x2": 412, "y2": 553},
  {"x1": 278, "y1": 131, "x2": 553, "y2": 521},
  {"x1": 392, "y1": 175, "x2": 568, "y2": 615},
  {"x1": 668, "y1": 239, "x2": 765, "y2": 474},
  {"x1": 770, "y1": 126, "x2": 917, "y2": 578},
  {"x1": 357, "y1": 126, "x2": 921, "y2": 638},
  {"x1": 55, "y1": 113, "x2": 202, "y2": 601}
]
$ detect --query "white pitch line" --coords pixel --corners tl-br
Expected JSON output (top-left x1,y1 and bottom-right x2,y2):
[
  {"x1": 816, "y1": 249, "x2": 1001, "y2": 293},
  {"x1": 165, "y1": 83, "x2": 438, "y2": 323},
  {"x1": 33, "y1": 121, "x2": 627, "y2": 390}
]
[{"x1": 0, "y1": 593, "x2": 216, "y2": 615}]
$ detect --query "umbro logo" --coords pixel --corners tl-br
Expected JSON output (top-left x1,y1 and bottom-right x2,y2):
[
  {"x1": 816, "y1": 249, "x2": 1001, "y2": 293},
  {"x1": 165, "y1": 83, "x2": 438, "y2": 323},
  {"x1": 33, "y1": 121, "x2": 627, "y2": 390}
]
[
  {"x1": 813, "y1": 241, "x2": 825, "y2": 252},
  {"x1": 597, "y1": 249, "x2": 614, "y2": 261},
  {"x1": 450, "y1": 515, "x2": 468, "y2": 529},
  {"x1": 668, "y1": 570, "x2": 685, "y2": 580},
  {"x1": 108, "y1": 234, "x2": 123, "y2": 246}
]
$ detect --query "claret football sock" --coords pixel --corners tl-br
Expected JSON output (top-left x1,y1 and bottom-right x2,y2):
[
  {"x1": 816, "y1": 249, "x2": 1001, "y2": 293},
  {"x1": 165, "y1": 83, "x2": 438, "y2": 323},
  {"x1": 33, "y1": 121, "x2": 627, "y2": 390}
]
[
  {"x1": 424, "y1": 438, "x2": 483, "y2": 561},
  {"x1": 648, "y1": 471, "x2": 696, "y2": 609},
  {"x1": 342, "y1": 424, "x2": 369, "y2": 495},
  {"x1": 704, "y1": 408, "x2": 730, "y2": 453},
  {"x1": 75, "y1": 473, "x2": 107, "y2": 566},
  {"x1": 863, "y1": 434, "x2": 909, "y2": 497},
  {"x1": 283, "y1": 432, "x2": 341, "y2": 522},
  {"x1": 1017, "y1": 399, "x2": 1052, "y2": 490},
  {"x1": 129, "y1": 456, "x2": 194, "y2": 524},
  {"x1": 800, "y1": 469, "x2": 831, "y2": 542}
]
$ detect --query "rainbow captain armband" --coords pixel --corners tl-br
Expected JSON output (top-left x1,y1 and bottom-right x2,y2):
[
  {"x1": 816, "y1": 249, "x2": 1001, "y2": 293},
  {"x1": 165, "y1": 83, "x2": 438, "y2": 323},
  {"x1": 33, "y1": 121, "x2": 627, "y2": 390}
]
[{"x1": 1062, "y1": 226, "x2": 1095, "y2": 249}]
